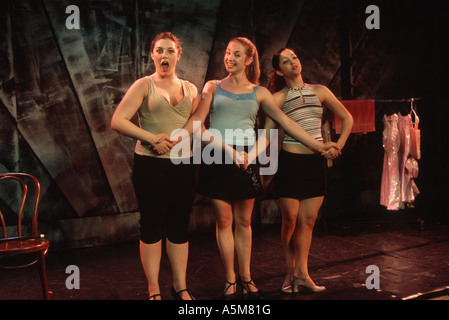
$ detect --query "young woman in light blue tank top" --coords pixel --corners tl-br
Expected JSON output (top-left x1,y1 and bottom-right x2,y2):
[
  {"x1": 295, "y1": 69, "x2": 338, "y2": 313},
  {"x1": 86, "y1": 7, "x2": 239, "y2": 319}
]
[
  {"x1": 208, "y1": 80, "x2": 259, "y2": 146},
  {"x1": 180, "y1": 38, "x2": 339, "y2": 300}
]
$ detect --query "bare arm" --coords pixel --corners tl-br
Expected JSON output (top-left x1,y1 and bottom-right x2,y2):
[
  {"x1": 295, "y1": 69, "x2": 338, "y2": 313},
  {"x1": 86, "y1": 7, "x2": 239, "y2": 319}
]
[
  {"x1": 257, "y1": 86, "x2": 337, "y2": 154},
  {"x1": 189, "y1": 82, "x2": 201, "y2": 116},
  {"x1": 313, "y1": 85, "x2": 354, "y2": 150},
  {"x1": 111, "y1": 77, "x2": 171, "y2": 153},
  {"x1": 179, "y1": 80, "x2": 246, "y2": 166},
  {"x1": 246, "y1": 108, "x2": 279, "y2": 166},
  {"x1": 181, "y1": 80, "x2": 215, "y2": 137}
]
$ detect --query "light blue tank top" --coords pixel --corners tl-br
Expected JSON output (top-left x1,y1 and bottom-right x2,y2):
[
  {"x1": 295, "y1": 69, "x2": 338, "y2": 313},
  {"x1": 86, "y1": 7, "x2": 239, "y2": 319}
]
[{"x1": 209, "y1": 81, "x2": 259, "y2": 146}]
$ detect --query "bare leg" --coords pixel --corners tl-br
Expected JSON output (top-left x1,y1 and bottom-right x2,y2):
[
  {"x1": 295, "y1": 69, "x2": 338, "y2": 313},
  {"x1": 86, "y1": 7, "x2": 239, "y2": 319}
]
[
  {"x1": 233, "y1": 198, "x2": 256, "y2": 283},
  {"x1": 166, "y1": 240, "x2": 192, "y2": 300},
  {"x1": 280, "y1": 197, "x2": 300, "y2": 287},
  {"x1": 140, "y1": 240, "x2": 162, "y2": 299},
  {"x1": 293, "y1": 196, "x2": 324, "y2": 286},
  {"x1": 212, "y1": 199, "x2": 237, "y2": 292}
]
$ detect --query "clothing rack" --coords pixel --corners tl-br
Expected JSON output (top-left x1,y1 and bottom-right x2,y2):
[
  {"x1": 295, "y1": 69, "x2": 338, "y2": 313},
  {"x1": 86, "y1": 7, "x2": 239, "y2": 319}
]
[
  {"x1": 375, "y1": 97, "x2": 421, "y2": 103},
  {"x1": 375, "y1": 98, "x2": 420, "y2": 116}
]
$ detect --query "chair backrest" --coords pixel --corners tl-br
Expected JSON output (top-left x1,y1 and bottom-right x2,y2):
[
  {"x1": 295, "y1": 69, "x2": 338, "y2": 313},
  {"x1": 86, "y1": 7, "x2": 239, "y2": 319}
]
[{"x1": 0, "y1": 173, "x2": 41, "y2": 239}]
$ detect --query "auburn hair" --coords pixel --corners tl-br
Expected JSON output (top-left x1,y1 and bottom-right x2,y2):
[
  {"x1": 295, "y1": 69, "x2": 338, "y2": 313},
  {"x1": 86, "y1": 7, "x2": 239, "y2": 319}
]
[
  {"x1": 229, "y1": 37, "x2": 260, "y2": 85},
  {"x1": 150, "y1": 32, "x2": 182, "y2": 56}
]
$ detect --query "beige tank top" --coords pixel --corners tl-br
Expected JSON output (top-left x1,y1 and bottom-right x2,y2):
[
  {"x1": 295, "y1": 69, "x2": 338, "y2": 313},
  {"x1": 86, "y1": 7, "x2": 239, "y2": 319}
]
[{"x1": 135, "y1": 76, "x2": 194, "y2": 159}]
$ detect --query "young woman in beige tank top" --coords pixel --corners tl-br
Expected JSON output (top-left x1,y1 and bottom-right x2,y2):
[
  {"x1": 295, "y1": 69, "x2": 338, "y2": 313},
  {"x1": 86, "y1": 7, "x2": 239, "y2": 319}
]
[{"x1": 111, "y1": 32, "x2": 199, "y2": 300}]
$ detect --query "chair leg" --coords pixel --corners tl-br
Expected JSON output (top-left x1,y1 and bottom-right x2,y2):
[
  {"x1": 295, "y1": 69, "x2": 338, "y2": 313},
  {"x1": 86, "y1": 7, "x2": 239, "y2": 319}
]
[{"x1": 38, "y1": 251, "x2": 50, "y2": 300}]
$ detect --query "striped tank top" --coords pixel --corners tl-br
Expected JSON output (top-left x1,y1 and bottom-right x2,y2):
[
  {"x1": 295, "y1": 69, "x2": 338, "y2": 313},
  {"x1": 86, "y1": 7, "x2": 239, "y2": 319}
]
[{"x1": 282, "y1": 85, "x2": 324, "y2": 145}]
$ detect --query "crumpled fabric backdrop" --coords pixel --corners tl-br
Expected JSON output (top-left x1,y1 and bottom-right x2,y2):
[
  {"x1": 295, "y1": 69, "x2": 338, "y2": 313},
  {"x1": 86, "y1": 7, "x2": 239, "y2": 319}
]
[{"x1": 0, "y1": 0, "x2": 447, "y2": 249}]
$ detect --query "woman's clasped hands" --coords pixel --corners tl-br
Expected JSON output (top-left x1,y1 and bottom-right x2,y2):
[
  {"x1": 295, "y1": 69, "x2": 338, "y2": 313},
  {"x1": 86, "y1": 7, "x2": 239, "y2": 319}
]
[
  {"x1": 321, "y1": 142, "x2": 341, "y2": 160},
  {"x1": 151, "y1": 133, "x2": 177, "y2": 155}
]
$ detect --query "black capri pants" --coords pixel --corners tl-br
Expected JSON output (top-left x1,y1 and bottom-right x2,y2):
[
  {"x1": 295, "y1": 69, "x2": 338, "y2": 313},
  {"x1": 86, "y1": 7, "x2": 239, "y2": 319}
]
[{"x1": 132, "y1": 154, "x2": 195, "y2": 244}]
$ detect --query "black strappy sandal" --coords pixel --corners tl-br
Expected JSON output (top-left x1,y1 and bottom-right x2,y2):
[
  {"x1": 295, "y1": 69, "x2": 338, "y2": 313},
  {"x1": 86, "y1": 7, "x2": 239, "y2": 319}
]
[
  {"x1": 222, "y1": 280, "x2": 237, "y2": 300},
  {"x1": 149, "y1": 293, "x2": 162, "y2": 300},
  {"x1": 171, "y1": 287, "x2": 195, "y2": 300},
  {"x1": 238, "y1": 276, "x2": 263, "y2": 300}
]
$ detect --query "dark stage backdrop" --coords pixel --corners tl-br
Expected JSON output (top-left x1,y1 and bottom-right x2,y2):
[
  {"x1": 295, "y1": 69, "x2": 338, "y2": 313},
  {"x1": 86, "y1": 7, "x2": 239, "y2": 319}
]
[{"x1": 1, "y1": 0, "x2": 447, "y2": 249}]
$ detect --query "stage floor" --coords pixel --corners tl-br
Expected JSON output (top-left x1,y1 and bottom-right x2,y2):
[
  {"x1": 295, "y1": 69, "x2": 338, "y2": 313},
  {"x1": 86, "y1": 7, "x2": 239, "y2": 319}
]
[{"x1": 1, "y1": 219, "x2": 449, "y2": 301}]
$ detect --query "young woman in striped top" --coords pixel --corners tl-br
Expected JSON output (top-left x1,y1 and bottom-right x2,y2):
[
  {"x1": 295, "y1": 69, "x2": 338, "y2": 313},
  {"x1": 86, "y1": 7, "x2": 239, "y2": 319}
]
[{"x1": 266, "y1": 48, "x2": 353, "y2": 293}]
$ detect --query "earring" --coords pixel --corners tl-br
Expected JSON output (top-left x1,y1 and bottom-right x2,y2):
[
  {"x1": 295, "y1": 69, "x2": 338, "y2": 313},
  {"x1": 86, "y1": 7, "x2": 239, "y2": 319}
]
[{"x1": 275, "y1": 70, "x2": 284, "y2": 77}]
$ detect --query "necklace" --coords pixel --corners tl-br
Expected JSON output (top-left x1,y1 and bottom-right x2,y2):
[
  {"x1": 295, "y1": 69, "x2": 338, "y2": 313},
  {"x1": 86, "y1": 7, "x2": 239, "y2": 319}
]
[
  {"x1": 289, "y1": 83, "x2": 306, "y2": 90},
  {"x1": 288, "y1": 84, "x2": 306, "y2": 103}
]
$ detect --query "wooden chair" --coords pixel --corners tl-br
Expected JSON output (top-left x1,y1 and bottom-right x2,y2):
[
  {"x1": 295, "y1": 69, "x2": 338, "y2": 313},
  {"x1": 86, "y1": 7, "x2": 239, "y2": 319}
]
[{"x1": 0, "y1": 173, "x2": 50, "y2": 299}]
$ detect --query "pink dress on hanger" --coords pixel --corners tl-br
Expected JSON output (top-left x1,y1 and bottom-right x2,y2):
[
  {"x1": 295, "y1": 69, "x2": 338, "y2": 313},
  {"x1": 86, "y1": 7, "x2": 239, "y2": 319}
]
[
  {"x1": 380, "y1": 114, "x2": 402, "y2": 210},
  {"x1": 398, "y1": 112, "x2": 420, "y2": 206}
]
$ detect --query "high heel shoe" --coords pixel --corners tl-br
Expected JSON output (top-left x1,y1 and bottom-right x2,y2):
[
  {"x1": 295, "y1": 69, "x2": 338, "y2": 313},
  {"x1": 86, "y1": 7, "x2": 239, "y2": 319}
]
[
  {"x1": 280, "y1": 274, "x2": 292, "y2": 293},
  {"x1": 291, "y1": 275, "x2": 326, "y2": 293},
  {"x1": 171, "y1": 287, "x2": 195, "y2": 300},
  {"x1": 281, "y1": 283, "x2": 292, "y2": 293},
  {"x1": 222, "y1": 280, "x2": 237, "y2": 300},
  {"x1": 238, "y1": 276, "x2": 263, "y2": 300}
]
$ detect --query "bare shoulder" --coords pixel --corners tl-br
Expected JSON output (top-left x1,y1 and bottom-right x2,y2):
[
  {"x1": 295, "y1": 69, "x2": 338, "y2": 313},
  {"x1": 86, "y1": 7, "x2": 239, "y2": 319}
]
[
  {"x1": 184, "y1": 80, "x2": 198, "y2": 95},
  {"x1": 307, "y1": 83, "x2": 326, "y2": 92},
  {"x1": 255, "y1": 85, "x2": 275, "y2": 105},
  {"x1": 307, "y1": 83, "x2": 332, "y2": 95},
  {"x1": 205, "y1": 79, "x2": 218, "y2": 88},
  {"x1": 203, "y1": 79, "x2": 218, "y2": 92},
  {"x1": 273, "y1": 86, "x2": 289, "y2": 96},
  {"x1": 126, "y1": 76, "x2": 150, "y2": 97},
  {"x1": 257, "y1": 85, "x2": 285, "y2": 100},
  {"x1": 200, "y1": 80, "x2": 219, "y2": 100},
  {"x1": 272, "y1": 87, "x2": 288, "y2": 106},
  {"x1": 133, "y1": 76, "x2": 150, "y2": 87}
]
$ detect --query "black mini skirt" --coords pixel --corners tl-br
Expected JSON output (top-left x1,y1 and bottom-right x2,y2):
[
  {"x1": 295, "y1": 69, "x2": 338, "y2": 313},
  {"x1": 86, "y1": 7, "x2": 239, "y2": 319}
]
[
  {"x1": 197, "y1": 145, "x2": 262, "y2": 200},
  {"x1": 274, "y1": 149, "x2": 326, "y2": 200}
]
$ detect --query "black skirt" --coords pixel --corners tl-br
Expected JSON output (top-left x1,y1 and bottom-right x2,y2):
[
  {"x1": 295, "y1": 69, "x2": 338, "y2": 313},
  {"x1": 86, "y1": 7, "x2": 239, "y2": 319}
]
[
  {"x1": 274, "y1": 149, "x2": 326, "y2": 200},
  {"x1": 197, "y1": 145, "x2": 262, "y2": 200}
]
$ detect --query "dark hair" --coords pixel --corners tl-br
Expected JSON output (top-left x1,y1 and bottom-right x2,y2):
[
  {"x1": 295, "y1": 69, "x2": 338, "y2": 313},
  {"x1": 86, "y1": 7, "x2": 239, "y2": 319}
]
[
  {"x1": 268, "y1": 47, "x2": 288, "y2": 93},
  {"x1": 150, "y1": 32, "x2": 182, "y2": 56},
  {"x1": 229, "y1": 37, "x2": 260, "y2": 85}
]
